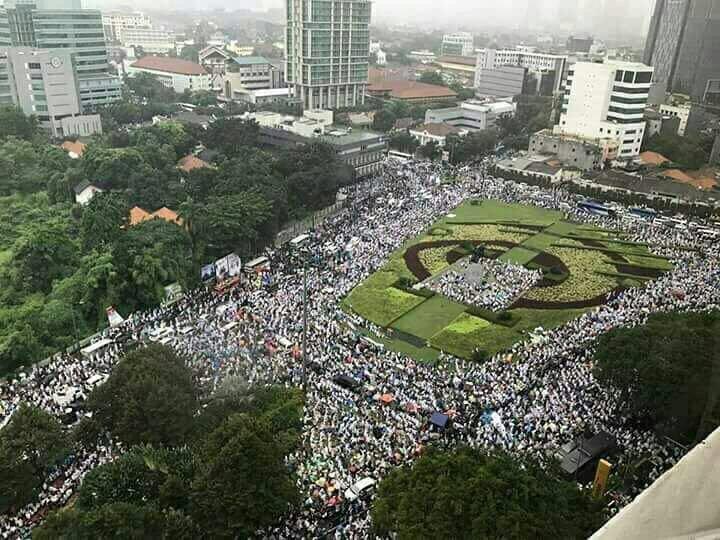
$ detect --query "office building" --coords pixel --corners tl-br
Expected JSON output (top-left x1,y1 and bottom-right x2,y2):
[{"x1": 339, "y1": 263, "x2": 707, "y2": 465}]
[
  {"x1": 286, "y1": 0, "x2": 371, "y2": 110},
  {"x1": 117, "y1": 28, "x2": 174, "y2": 54},
  {"x1": 245, "y1": 109, "x2": 387, "y2": 178},
  {"x1": 128, "y1": 56, "x2": 210, "y2": 94},
  {"x1": 476, "y1": 65, "x2": 527, "y2": 98},
  {"x1": 102, "y1": 11, "x2": 151, "y2": 41},
  {"x1": 434, "y1": 55, "x2": 476, "y2": 82},
  {"x1": 0, "y1": 0, "x2": 121, "y2": 110},
  {"x1": 555, "y1": 60, "x2": 653, "y2": 159},
  {"x1": 441, "y1": 32, "x2": 474, "y2": 57},
  {"x1": 0, "y1": 8, "x2": 10, "y2": 46},
  {"x1": 658, "y1": 102, "x2": 692, "y2": 136},
  {"x1": 475, "y1": 47, "x2": 567, "y2": 94},
  {"x1": 0, "y1": 47, "x2": 102, "y2": 136},
  {"x1": 644, "y1": 0, "x2": 720, "y2": 104},
  {"x1": 426, "y1": 99, "x2": 516, "y2": 132},
  {"x1": 566, "y1": 36, "x2": 593, "y2": 53},
  {"x1": 529, "y1": 130, "x2": 607, "y2": 170}
]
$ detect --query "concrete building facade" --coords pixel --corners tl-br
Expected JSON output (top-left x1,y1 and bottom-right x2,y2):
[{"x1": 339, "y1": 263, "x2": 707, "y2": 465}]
[
  {"x1": 102, "y1": 11, "x2": 151, "y2": 41},
  {"x1": 658, "y1": 102, "x2": 692, "y2": 136},
  {"x1": 441, "y1": 32, "x2": 474, "y2": 57},
  {"x1": 0, "y1": 1, "x2": 121, "y2": 110},
  {"x1": 425, "y1": 99, "x2": 516, "y2": 132},
  {"x1": 644, "y1": 0, "x2": 720, "y2": 104},
  {"x1": 0, "y1": 47, "x2": 102, "y2": 136},
  {"x1": 475, "y1": 47, "x2": 567, "y2": 94},
  {"x1": 529, "y1": 129, "x2": 606, "y2": 170},
  {"x1": 285, "y1": 0, "x2": 371, "y2": 110},
  {"x1": 475, "y1": 65, "x2": 527, "y2": 98},
  {"x1": 117, "y1": 27, "x2": 174, "y2": 54},
  {"x1": 128, "y1": 56, "x2": 210, "y2": 94},
  {"x1": 555, "y1": 60, "x2": 653, "y2": 159}
]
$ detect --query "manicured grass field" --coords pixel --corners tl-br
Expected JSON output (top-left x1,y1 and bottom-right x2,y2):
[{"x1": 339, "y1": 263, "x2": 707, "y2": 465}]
[
  {"x1": 344, "y1": 200, "x2": 673, "y2": 363},
  {"x1": 392, "y1": 296, "x2": 468, "y2": 341}
]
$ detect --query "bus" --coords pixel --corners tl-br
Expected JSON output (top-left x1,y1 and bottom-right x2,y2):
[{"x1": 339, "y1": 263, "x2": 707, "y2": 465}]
[
  {"x1": 629, "y1": 207, "x2": 658, "y2": 221},
  {"x1": 578, "y1": 200, "x2": 616, "y2": 217},
  {"x1": 387, "y1": 150, "x2": 413, "y2": 162}
]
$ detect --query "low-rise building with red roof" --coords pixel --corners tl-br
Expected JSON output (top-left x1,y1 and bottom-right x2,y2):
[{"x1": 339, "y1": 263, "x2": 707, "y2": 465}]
[{"x1": 127, "y1": 56, "x2": 211, "y2": 94}]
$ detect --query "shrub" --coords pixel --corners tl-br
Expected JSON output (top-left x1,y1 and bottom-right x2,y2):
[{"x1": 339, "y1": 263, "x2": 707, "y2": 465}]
[{"x1": 472, "y1": 349, "x2": 490, "y2": 363}]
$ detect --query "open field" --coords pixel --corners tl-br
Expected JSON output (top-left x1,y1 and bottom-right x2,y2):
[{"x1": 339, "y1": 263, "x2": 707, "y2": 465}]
[{"x1": 344, "y1": 200, "x2": 674, "y2": 362}]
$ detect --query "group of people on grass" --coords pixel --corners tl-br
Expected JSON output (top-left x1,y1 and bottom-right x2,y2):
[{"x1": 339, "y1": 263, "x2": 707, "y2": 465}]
[
  {"x1": 427, "y1": 258, "x2": 542, "y2": 311},
  {"x1": 2, "y1": 157, "x2": 719, "y2": 539}
]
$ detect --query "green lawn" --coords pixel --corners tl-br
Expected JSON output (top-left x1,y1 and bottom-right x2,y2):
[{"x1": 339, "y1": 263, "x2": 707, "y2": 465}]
[
  {"x1": 343, "y1": 199, "x2": 671, "y2": 363},
  {"x1": 446, "y1": 200, "x2": 562, "y2": 226},
  {"x1": 392, "y1": 295, "x2": 468, "y2": 340},
  {"x1": 344, "y1": 270, "x2": 425, "y2": 327}
]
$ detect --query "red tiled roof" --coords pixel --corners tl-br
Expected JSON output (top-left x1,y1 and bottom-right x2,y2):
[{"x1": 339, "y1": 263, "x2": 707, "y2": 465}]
[
  {"x1": 410, "y1": 122, "x2": 465, "y2": 137},
  {"x1": 177, "y1": 154, "x2": 210, "y2": 173},
  {"x1": 60, "y1": 140, "x2": 86, "y2": 157},
  {"x1": 131, "y1": 56, "x2": 207, "y2": 76},
  {"x1": 368, "y1": 79, "x2": 457, "y2": 100},
  {"x1": 129, "y1": 206, "x2": 183, "y2": 227}
]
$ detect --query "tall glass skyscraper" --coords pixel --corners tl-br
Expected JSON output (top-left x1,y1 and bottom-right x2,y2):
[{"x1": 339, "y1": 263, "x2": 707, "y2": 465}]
[
  {"x1": 286, "y1": 0, "x2": 371, "y2": 110},
  {"x1": 644, "y1": 0, "x2": 720, "y2": 104}
]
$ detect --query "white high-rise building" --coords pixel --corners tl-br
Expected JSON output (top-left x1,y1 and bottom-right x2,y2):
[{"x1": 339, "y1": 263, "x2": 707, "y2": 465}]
[
  {"x1": 442, "y1": 32, "x2": 474, "y2": 57},
  {"x1": 554, "y1": 60, "x2": 653, "y2": 159},
  {"x1": 102, "y1": 11, "x2": 151, "y2": 42},
  {"x1": 285, "y1": 0, "x2": 371, "y2": 110}
]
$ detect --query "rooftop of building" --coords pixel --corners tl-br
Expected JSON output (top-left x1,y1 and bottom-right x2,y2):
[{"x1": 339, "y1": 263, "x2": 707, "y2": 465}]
[
  {"x1": 436, "y1": 55, "x2": 476, "y2": 66},
  {"x1": 591, "y1": 427, "x2": 720, "y2": 540},
  {"x1": 231, "y1": 55, "x2": 272, "y2": 66},
  {"x1": 367, "y1": 78, "x2": 458, "y2": 100},
  {"x1": 584, "y1": 169, "x2": 719, "y2": 204},
  {"x1": 60, "y1": 140, "x2": 86, "y2": 158},
  {"x1": 319, "y1": 128, "x2": 385, "y2": 146},
  {"x1": 177, "y1": 154, "x2": 210, "y2": 173},
  {"x1": 410, "y1": 122, "x2": 466, "y2": 137},
  {"x1": 129, "y1": 206, "x2": 183, "y2": 227},
  {"x1": 131, "y1": 55, "x2": 207, "y2": 76},
  {"x1": 638, "y1": 151, "x2": 670, "y2": 166}
]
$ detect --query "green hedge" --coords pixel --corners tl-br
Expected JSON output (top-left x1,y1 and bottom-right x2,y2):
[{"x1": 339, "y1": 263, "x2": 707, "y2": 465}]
[
  {"x1": 465, "y1": 306, "x2": 521, "y2": 327},
  {"x1": 392, "y1": 279, "x2": 436, "y2": 299}
]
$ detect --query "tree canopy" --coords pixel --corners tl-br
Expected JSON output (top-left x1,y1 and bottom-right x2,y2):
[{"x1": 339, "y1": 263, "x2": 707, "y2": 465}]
[
  {"x1": 35, "y1": 383, "x2": 304, "y2": 539},
  {"x1": 0, "y1": 404, "x2": 69, "y2": 513},
  {"x1": 372, "y1": 447, "x2": 604, "y2": 540},
  {"x1": 87, "y1": 344, "x2": 198, "y2": 447},
  {"x1": 593, "y1": 311, "x2": 720, "y2": 442},
  {"x1": 643, "y1": 133, "x2": 711, "y2": 170}
]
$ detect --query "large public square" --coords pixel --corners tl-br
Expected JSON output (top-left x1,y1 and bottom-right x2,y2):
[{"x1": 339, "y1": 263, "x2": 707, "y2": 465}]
[{"x1": 1, "y1": 159, "x2": 719, "y2": 538}]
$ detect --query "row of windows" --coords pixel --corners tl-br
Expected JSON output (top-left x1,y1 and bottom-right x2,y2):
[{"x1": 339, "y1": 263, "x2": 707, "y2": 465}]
[
  {"x1": 614, "y1": 70, "x2": 652, "y2": 84},
  {"x1": 612, "y1": 85, "x2": 649, "y2": 95},
  {"x1": 608, "y1": 106, "x2": 644, "y2": 116},
  {"x1": 610, "y1": 95, "x2": 648, "y2": 105}
]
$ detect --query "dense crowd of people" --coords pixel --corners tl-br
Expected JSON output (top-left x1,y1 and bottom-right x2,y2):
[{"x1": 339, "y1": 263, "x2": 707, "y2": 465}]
[
  {"x1": 426, "y1": 258, "x2": 542, "y2": 311},
  {"x1": 1, "y1": 157, "x2": 719, "y2": 538}
]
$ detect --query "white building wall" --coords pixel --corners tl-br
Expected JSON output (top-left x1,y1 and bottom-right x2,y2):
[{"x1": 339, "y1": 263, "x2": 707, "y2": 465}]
[
  {"x1": 127, "y1": 66, "x2": 210, "y2": 94},
  {"x1": 555, "y1": 60, "x2": 652, "y2": 159}
]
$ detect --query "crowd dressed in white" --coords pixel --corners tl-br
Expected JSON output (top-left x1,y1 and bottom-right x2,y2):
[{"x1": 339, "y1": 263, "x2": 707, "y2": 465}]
[
  {"x1": 427, "y1": 258, "x2": 543, "y2": 311},
  {"x1": 1, "y1": 158, "x2": 719, "y2": 539}
]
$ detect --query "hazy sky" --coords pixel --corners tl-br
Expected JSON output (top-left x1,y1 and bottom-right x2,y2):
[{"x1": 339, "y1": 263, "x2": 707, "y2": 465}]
[{"x1": 85, "y1": 0, "x2": 655, "y2": 38}]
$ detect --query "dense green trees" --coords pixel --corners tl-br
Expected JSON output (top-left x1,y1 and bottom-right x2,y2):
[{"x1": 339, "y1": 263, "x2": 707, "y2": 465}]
[
  {"x1": 0, "y1": 106, "x2": 39, "y2": 141},
  {"x1": 0, "y1": 108, "x2": 350, "y2": 375},
  {"x1": 88, "y1": 344, "x2": 198, "y2": 446},
  {"x1": 0, "y1": 404, "x2": 69, "y2": 513},
  {"x1": 418, "y1": 71, "x2": 445, "y2": 86},
  {"x1": 372, "y1": 447, "x2": 604, "y2": 540},
  {"x1": 643, "y1": 133, "x2": 712, "y2": 170},
  {"x1": 594, "y1": 311, "x2": 720, "y2": 442},
  {"x1": 33, "y1": 345, "x2": 304, "y2": 539},
  {"x1": 447, "y1": 130, "x2": 500, "y2": 164}
]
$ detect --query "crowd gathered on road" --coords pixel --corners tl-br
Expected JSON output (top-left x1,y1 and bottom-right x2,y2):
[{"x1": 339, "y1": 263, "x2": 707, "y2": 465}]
[{"x1": 1, "y1": 157, "x2": 720, "y2": 538}]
